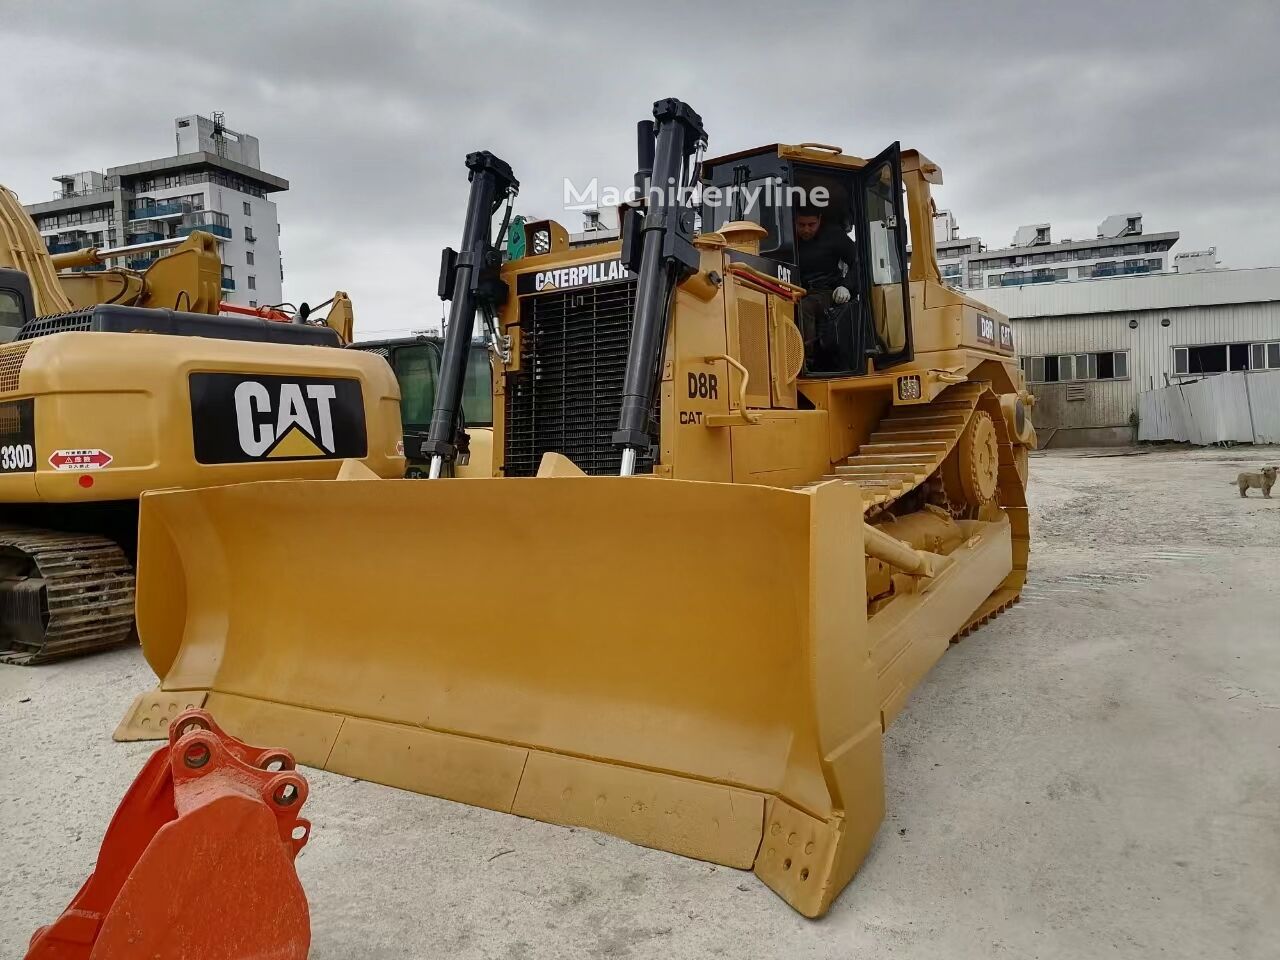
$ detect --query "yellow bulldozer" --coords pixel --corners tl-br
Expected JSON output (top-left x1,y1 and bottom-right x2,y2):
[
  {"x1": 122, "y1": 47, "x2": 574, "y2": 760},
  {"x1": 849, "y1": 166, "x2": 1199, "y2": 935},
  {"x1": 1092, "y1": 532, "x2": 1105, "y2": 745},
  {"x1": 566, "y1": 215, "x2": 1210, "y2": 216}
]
[
  {"x1": 0, "y1": 185, "x2": 404, "y2": 663},
  {"x1": 119, "y1": 99, "x2": 1035, "y2": 916}
]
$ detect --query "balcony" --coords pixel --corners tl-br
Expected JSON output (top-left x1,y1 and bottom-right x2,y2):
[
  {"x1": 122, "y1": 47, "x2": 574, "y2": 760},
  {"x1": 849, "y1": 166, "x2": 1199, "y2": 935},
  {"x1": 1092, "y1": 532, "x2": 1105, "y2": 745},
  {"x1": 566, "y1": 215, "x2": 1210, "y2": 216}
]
[
  {"x1": 127, "y1": 255, "x2": 160, "y2": 271},
  {"x1": 1000, "y1": 271, "x2": 1059, "y2": 286},
  {"x1": 129, "y1": 200, "x2": 191, "y2": 220},
  {"x1": 47, "y1": 238, "x2": 93, "y2": 254},
  {"x1": 127, "y1": 232, "x2": 167, "y2": 244},
  {"x1": 1089, "y1": 262, "x2": 1154, "y2": 279},
  {"x1": 177, "y1": 223, "x2": 233, "y2": 240},
  {"x1": 220, "y1": 276, "x2": 235, "y2": 291},
  {"x1": 127, "y1": 218, "x2": 168, "y2": 236}
]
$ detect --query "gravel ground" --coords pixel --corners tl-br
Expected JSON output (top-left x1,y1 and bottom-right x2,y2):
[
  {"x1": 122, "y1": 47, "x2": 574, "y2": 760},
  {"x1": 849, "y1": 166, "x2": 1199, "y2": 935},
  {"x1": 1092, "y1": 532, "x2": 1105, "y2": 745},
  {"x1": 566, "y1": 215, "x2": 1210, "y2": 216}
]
[{"x1": 2, "y1": 446, "x2": 1278, "y2": 959}]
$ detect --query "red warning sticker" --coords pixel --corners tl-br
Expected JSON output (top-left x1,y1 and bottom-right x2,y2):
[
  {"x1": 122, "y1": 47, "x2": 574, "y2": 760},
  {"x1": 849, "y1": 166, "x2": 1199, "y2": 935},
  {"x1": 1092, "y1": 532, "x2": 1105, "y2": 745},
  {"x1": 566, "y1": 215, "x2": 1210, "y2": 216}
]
[{"x1": 49, "y1": 448, "x2": 113, "y2": 471}]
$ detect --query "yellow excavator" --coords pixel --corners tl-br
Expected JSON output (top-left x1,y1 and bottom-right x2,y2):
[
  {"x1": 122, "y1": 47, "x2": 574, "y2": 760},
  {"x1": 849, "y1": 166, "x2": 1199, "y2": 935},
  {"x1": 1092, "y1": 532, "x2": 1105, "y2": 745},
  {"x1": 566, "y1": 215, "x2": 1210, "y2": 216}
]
[
  {"x1": 0, "y1": 186, "x2": 404, "y2": 663},
  {"x1": 2, "y1": 184, "x2": 356, "y2": 337},
  {"x1": 119, "y1": 100, "x2": 1035, "y2": 916}
]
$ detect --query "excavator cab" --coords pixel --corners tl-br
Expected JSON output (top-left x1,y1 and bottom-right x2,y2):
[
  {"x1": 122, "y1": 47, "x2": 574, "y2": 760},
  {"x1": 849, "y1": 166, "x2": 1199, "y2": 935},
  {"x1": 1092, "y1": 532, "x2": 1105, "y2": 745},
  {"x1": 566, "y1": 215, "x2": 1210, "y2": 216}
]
[
  {"x1": 352, "y1": 335, "x2": 494, "y2": 476},
  {"x1": 701, "y1": 142, "x2": 913, "y2": 376},
  {"x1": 0, "y1": 268, "x2": 35, "y2": 340}
]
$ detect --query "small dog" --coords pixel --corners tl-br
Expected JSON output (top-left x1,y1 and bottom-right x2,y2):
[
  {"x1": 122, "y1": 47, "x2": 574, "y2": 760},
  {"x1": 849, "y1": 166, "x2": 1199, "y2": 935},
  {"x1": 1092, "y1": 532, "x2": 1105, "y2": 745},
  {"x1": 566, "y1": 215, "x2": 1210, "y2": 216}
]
[{"x1": 1233, "y1": 465, "x2": 1277, "y2": 498}]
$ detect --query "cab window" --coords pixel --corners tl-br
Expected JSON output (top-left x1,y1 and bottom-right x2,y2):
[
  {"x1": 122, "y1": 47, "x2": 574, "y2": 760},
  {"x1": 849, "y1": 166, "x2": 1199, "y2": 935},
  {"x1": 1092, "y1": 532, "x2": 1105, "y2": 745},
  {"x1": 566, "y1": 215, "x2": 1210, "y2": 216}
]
[
  {"x1": 860, "y1": 159, "x2": 909, "y2": 356},
  {"x1": 703, "y1": 176, "x2": 782, "y2": 253},
  {"x1": 395, "y1": 344, "x2": 439, "y2": 431},
  {"x1": 0, "y1": 290, "x2": 25, "y2": 343},
  {"x1": 462, "y1": 349, "x2": 493, "y2": 427}
]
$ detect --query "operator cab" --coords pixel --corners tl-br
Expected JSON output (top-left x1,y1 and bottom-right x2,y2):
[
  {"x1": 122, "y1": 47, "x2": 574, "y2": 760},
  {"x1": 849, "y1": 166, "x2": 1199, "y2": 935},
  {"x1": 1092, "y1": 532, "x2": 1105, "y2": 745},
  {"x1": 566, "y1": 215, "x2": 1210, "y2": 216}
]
[
  {"x1": 351, "y1": 335, "x2": 493, "y2": 474},
  {"x1": 701, "y1": 143, "x2": 912, "y2": 378},
  {"x1": 0, "y1": 269, "x2": 35, "y2": 343}
]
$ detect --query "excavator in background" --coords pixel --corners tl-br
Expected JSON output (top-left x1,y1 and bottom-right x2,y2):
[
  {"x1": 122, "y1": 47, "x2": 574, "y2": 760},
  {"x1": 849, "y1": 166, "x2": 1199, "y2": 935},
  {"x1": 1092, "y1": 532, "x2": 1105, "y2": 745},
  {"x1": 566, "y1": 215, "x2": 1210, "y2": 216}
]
[
  {"x1": 119, "y1": 100, "x2": 1035, "y2": 916},
  {"x1": 0, "y1": 186, "x2": 404, "y2": 664},
  {"x1": 352, "y1": 334, "x2": 495, "y2": 476},
  {"x1": 3, "y1": 183, "x2": 223, "y2": 317},
  {"x1": 2, "y1": 184, "x2": 356, "y2": 340}
]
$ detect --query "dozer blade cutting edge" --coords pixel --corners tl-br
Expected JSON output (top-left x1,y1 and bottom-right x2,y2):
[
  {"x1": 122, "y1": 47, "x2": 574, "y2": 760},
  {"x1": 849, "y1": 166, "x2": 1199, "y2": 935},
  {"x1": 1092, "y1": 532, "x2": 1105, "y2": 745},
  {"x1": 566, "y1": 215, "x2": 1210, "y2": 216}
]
[{"x1": 119, "y1": 472, "x2": 1014, "y2": 917}]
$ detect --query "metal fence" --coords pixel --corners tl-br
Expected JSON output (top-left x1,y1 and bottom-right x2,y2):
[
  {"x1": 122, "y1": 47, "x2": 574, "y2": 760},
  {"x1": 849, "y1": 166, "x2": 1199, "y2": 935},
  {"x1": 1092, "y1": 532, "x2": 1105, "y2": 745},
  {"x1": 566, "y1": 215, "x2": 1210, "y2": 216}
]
[{"x1": 1138, "y1": 369, "x2": 1280, "y2": 444}]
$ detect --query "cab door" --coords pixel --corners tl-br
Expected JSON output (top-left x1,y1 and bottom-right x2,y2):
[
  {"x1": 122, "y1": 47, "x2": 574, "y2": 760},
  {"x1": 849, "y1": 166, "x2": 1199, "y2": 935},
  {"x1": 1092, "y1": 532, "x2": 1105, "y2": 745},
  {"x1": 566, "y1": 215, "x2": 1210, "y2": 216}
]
[{"x1": 852, "y1": 142, "x2": 912, "y2": 368}]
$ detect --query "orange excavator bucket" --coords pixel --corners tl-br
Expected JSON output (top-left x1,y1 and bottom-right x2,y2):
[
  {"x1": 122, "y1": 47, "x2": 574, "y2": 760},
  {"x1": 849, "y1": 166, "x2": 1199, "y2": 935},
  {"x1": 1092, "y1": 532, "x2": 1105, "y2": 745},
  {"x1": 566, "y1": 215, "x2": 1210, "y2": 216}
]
[{"x1": 26, "y1": 709, "x2": 310, "y2": 960}]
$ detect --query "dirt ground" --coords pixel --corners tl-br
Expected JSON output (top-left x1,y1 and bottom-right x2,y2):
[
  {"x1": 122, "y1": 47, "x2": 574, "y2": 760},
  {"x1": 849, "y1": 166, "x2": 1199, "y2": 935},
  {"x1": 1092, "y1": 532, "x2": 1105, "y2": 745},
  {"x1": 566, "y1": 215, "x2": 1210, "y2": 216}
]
[{"x1": 2, "y1": 446, "x2": 1278, "y2": 959}]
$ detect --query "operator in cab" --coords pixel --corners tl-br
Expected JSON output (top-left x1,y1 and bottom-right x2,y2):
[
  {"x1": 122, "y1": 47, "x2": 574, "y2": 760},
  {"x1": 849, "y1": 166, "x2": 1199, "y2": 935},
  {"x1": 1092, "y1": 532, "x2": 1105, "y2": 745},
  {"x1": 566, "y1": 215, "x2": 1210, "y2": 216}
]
[{"x1": 795, "y1": 206, "x2": 856, "y2": 368}]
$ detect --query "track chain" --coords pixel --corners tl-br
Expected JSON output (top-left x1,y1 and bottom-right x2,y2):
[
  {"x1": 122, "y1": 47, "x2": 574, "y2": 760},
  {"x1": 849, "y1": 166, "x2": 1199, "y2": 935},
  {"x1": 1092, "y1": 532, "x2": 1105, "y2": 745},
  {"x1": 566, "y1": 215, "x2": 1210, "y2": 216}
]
[{"x1": 0, "y1": 527, "x2": 135, "y2": 665}]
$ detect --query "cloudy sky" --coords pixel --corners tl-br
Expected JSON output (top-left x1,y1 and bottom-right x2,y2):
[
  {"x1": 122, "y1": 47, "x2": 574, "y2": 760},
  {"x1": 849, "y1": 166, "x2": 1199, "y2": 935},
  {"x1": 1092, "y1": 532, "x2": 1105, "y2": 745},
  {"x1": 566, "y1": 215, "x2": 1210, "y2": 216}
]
[{"x1": 6, "y1": 0, "x2": 1278, "y2": 338}]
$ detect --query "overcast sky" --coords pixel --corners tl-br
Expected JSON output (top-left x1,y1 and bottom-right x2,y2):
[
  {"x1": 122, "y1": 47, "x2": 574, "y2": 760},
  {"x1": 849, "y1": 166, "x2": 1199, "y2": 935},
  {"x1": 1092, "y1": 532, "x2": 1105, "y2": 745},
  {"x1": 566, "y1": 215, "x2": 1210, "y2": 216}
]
[{"x1": 6, "y1": 1, "x2": 1278, "y2": 338}]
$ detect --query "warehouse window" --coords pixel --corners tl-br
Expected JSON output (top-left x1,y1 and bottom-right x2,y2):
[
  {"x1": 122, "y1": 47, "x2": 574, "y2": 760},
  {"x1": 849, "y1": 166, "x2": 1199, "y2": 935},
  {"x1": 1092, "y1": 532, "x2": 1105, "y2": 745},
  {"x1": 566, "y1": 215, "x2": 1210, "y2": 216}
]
[
  {"x1": 1248, "y1": 341, "x2": 1280, "y2": 370},
  {"x1": 1173, "y1": 343, "x2": 1251, "y2": 377},
  {"x1": 1022, "y1": 351, "x2": 1129, "y2": 383}
]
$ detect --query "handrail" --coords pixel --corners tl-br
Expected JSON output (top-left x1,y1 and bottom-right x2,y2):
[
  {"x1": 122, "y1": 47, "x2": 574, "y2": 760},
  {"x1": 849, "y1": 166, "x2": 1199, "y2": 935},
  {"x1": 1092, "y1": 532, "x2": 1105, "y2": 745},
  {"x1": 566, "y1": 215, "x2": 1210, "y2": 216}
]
[{"x1": 702, "y1": 354, "x2": 761, "y2": 425}]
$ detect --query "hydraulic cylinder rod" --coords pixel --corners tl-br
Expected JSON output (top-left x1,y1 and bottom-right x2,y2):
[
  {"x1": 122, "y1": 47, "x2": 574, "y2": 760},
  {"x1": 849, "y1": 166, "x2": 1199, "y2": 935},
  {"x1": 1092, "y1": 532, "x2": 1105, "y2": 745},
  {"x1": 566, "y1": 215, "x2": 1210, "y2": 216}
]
[
  {"x1": 48, "y1": 235, "x2": 186, "y2": 270},
  {"x1": 863, "y1": 523, "x2": 938, "y2": 578},
  {"x1": 612, "y1": 99, "x2": 706, "y2": 475},
  {"x1": 424, "y1": 151, "x2": 518, "y2": 478}
]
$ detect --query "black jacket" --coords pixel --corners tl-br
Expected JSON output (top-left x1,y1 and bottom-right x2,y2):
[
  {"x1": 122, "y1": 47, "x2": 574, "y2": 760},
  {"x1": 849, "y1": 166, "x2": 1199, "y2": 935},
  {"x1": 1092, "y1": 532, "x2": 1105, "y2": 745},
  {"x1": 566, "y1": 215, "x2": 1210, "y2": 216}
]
[{"x1": 797, "y1": 228, "x2": 857, "y2": 289}]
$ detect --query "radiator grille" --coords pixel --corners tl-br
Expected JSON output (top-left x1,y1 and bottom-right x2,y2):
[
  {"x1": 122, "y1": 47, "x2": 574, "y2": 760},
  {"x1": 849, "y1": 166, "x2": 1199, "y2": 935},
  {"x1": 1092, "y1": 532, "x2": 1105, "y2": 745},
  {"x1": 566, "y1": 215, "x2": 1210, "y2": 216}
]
[
  {"x1": 0, "y1": 341, "x2": 33, "y2": 394},
  {"x1": 504, "y1": 278, "x2": 657, "y2": 477},
  {"x1": 735, "y1": 295, "x2": 771, "y2": 407},
  {"x1": 17, "y1": 309, "x2": 95, "y2": 341}
]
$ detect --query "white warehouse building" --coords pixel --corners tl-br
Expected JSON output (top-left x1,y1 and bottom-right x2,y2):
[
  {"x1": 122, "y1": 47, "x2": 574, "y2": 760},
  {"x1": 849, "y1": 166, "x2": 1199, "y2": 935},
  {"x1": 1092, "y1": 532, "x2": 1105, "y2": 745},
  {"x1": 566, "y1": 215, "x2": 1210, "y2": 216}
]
[
  {"x1": 977, "y1": 267, "x2": 1280, "y2": 447},
  {"x1": 23, "y1": 114, "x2": 286, "y2": 308}
]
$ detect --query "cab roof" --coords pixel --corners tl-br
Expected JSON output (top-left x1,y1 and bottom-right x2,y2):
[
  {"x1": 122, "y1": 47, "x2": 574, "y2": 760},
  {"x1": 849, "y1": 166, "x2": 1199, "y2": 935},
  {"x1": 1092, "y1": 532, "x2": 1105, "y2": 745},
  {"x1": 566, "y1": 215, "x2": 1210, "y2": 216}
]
[{"x1": 701, "y1": 143, "x2": 940, "y2": 182}]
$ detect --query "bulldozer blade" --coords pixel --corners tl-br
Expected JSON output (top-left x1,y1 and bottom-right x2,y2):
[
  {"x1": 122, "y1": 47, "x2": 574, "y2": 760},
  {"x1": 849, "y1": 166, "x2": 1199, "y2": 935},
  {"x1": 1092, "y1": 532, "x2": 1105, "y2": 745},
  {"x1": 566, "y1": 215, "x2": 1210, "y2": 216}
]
[
  {"x1": 121, "y1": 475, "x2": 1007, "y2": 916},
  {"x1": 29, "y1": 709, "x2": 310, "y2": 959}
]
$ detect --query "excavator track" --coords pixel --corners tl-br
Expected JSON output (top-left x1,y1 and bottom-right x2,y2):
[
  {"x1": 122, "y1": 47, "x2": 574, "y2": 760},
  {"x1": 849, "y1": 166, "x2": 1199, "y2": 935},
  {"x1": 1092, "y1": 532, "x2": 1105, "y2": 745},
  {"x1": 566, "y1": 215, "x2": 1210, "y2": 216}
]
[
  {"x1": 813, "y1": 380, "x2": 1031, "y2": 639},
  {"x1": 0, "y1": 528, "x2": 135, "y2": 665}
]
